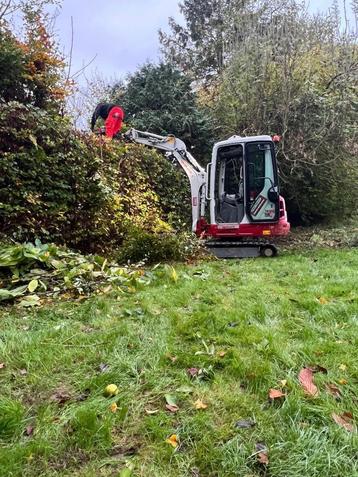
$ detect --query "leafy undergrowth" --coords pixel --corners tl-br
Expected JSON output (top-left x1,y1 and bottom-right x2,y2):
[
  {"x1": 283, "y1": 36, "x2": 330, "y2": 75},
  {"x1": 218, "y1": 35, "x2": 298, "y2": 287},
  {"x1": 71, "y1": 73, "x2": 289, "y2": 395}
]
[
  {"x1": 0, "y1": 242, "x2": 168, "y2": 307},
  {"x1": 0, "y1": 249, "x2": 357, "y2": 476},
  {"x1": 278, "y1": 219, "x2": 358, "y2": 250}
]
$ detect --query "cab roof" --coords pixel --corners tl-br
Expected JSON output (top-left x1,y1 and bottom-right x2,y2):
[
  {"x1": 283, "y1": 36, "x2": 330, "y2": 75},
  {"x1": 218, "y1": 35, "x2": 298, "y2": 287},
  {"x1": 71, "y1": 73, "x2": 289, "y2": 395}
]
[{"x1": 214, "y1": 135, "x2": 273, "y2": 148}]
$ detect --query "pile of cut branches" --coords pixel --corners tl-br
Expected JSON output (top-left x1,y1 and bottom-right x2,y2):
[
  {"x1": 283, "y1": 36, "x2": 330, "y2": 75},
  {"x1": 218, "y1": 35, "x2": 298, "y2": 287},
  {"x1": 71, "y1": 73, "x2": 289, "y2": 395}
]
[{"x1": 0, "y1": 242, "x2": 155, "y2": 307}]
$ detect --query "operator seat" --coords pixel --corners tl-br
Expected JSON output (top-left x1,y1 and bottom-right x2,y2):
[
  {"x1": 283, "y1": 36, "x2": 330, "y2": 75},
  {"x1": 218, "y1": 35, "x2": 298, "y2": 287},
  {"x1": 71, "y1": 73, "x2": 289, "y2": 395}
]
[{"x1": 219, "y1": 194, "x2": 244, "y2": 223}]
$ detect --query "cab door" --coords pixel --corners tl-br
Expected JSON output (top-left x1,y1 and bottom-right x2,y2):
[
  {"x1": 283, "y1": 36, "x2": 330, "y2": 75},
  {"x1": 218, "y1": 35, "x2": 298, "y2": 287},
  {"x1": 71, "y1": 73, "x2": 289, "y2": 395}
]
[{"x1": 245, "y1": 142, "x2": 280, "y2": 222}]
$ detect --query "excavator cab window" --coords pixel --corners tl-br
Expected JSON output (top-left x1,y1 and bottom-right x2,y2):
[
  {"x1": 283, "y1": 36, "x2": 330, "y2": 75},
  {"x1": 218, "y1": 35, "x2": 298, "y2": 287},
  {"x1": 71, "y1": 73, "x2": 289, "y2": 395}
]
[
  {"x1": 215, "y1": 145, "x2": 244, "y2": 224},
  {"x1": 245, "y1": 142, "x2": 279, "y2": 222}
]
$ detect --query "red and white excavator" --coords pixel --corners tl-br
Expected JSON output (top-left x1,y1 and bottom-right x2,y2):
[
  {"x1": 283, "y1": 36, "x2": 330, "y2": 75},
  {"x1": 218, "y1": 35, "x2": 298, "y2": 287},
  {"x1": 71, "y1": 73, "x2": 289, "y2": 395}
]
[
  {"x1": 124, "y1": 128, "x2": 290, "y2": 258},
  {"x1": 91, "y1": 103, "x2": 289, "y2": 257}
]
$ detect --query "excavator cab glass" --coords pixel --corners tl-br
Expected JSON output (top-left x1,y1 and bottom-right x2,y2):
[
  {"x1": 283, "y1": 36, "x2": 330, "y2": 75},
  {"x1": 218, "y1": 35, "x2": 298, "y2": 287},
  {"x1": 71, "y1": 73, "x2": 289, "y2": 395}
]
[
  {"x1": 214, "y1": 145, "x2": 244, "y2": 224},
  {"x1": 245, "y1": 142, "x2": 279, "y2": 222},
  {"x1": 212, "y1": 140, "x2": 279, "y2": 225}
]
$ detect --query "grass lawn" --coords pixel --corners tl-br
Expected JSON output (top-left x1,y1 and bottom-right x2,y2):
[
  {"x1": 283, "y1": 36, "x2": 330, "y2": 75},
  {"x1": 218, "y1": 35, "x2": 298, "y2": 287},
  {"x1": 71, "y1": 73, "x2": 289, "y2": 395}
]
[{"x1": 0, "y1": 248, "x2": 357, "y2": 476}]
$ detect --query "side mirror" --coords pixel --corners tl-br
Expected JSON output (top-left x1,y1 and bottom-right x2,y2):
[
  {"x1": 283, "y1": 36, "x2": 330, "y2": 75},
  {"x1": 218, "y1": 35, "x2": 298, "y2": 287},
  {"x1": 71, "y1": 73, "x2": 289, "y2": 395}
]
[{"x1": 268, "y1": 187, "x2": 279, "y2": 203}]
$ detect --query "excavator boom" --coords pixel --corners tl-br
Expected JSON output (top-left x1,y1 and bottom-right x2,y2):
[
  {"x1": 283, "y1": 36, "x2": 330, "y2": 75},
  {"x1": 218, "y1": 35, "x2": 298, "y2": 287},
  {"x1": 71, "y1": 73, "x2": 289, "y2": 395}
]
[{"x1": 125, "y1": 128, "x2": 207, "y2": 232}]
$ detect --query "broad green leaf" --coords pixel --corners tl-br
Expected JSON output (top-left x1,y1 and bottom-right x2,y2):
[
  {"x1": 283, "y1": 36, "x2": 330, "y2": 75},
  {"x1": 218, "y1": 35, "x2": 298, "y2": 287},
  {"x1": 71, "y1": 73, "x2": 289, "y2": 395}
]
[
  {"x1": 164, "y1": 394, "x2": 177, "y2": 407},
  {"x1": 19, "y1": 295, "x2": 40, "y2": 308},
  {"x1": 118, "y1": 468, "x2": 132, "y2": 477},
  {"x1": 28, "y1": 279, "x2": 39, "y2": 293},
  {"x1": 170, "y1": 267, "x2": 178, "y2": 283}
]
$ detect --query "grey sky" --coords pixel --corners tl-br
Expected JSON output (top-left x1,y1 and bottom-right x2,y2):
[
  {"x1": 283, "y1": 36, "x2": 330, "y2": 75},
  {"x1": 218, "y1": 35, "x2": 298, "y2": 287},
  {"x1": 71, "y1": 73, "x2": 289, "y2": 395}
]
[{"x1": 54, "y1": 0, "x2": 354, "y2": 82}]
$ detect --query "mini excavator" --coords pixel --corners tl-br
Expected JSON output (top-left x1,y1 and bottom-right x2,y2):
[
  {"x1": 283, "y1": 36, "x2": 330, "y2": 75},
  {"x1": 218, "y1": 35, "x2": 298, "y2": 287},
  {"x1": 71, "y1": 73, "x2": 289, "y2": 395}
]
[{"x1": 92, "y1": 105, "x2": 290, "y2": 258}]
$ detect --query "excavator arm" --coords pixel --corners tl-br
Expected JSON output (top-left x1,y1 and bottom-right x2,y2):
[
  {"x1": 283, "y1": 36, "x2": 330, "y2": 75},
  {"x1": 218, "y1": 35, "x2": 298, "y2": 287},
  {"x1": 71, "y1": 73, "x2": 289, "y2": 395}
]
[{"x1": 125, "y1": 128, "x2": 207, "y2": 232}]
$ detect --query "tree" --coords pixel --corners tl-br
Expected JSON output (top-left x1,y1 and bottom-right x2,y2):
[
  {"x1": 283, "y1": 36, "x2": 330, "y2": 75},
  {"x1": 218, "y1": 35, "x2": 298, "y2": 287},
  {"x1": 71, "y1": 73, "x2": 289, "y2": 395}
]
[
  {"x1": 0, "y1": 0, "x2": 67, "y2": 110},
  {"x1": 159, "y1": 0, "x2": 299, "y2": 81},
  {"x1": 212, "y1": 4, "x2": 358, "y2": 222},
  {"x1": 111, "y1": 62, "x2": 214, "y2": 160}
]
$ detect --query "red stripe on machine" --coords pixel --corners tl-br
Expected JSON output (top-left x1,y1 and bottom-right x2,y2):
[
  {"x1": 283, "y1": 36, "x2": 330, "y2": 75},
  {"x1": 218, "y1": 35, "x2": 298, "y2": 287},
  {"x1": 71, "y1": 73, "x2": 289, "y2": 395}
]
[{"x1": 251, "y1": 195, "x2": 267, "y2": 216}]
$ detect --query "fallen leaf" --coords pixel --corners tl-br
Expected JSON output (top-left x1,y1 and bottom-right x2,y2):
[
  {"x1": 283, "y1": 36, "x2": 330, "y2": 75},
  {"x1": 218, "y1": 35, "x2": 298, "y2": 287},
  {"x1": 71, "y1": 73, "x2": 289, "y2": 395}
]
[
  {"x1": 255, "y1": 442, "x2": 269, "y2": 465},
  {"x1": 176, "y1": 386, "x2": 194, "y2": 394},
  {"x1": 170, "y1": 267, "x2": 178, "y2": 283},
  {"x1": 269, "y1": 388, "x2": 285, "y2": 399},
  {"x1": 50, "y1": 388, "x2": 72, "y2": 405},
  {"x1": 228, "y1": 322, "x2": 238, "y2": 328},
  {"x1": 109, "y1": 402, "x2": 118, "y2": 413},
  {"x1": 0, "y1": 363, "x2": 5, "y2": 370},
  {"x1": 319, "y1": 297, "x2": 328, "y2": 304},
  {"x1": 339, "y1": 364, "x2": 347, "y2": 371},
  {"x1": 25, "y1": 426, "x2": 34, "y2": 436},
  {"x1": 99, "y1": 363, "x2": 109, "y2": 373},
  {"x1": 145, "y1": 409, "x2": 159, "y2": 415},
  {"x1": 119, "y1": 468, "x2": 133, "y2": 477},
  {"x1": 325, "y1": 383, "x2": 341, "y2": 399},
  {"x1": 165, "y1": 394, "x2": 179, "y2": 412},
  {"x1": 332, "y1": 412, "x2": 354, "y2": 432},
  {"x1": 194, "y1": 399, "x2": 208, "y2": 410},
  {"x1": 339, "y1": 379, "x2": 348, "y2": 385},
  {"x1": 310, "y1": 364, "x2": 328, "y2": 374},
  {"x1": 166, "y1": 434, "x2": 179, "y2": 448},
  {"x1": 280, "y1": 379, "x2": 287, "y2": 387},
  {"x1": 19, "y1": 369, "x2": 28, "y2": 376},
  {"x1": 190, "y1": 468, "x2": 200, "y2": 477},
  {"x1": 28, "y1": 279, "x2": 39, "y2": 293},
  {"x1": 187, "y1": 367, "x2": 199, "y2": 378},
  {"x1": 19, "y1": 294, "x2": 41, "y2": 308},
  {"x1": 218, "y1": 351, "x2": 227, "y2": 358},
  {"x1": 299, "y1": 367, "x2": 319, "y2": 396},
  {"x1": 258, "y1": 452, "x2": 269, "y2": 465},
  {"x1": 76, "y1": 389, "x2": 91, "y2": 402},
  {"x1": 235, "y1": 419, "x2": 256, "y2": 429}
]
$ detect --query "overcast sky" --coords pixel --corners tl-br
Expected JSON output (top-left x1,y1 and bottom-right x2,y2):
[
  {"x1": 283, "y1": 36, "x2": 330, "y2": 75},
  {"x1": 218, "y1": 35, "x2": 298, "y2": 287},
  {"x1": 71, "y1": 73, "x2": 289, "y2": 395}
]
[{"x1": 54, "y1": 0, "x2": 355, "y2": 82}]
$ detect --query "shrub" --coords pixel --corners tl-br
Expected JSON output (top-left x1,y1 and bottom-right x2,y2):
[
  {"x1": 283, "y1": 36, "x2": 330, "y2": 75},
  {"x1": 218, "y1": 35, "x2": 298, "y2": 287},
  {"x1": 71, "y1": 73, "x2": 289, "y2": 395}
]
[
  {"x1": 0, "y1": 102, "x2": 192, "y2": 253},
  {"x1": 117, "y1": 227, "x2": 204, "y2": 264}
]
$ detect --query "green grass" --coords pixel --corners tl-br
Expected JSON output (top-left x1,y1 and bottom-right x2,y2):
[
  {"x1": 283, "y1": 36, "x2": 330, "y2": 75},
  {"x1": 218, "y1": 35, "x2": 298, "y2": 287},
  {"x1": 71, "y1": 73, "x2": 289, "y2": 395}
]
[{"x1": 0, "y1": 249, "x2": 357, "y2": 476}]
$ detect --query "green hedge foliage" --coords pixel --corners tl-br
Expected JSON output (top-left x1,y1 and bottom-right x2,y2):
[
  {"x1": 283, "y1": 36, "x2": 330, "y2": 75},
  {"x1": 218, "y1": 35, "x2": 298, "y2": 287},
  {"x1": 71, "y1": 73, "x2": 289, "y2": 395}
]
[{"x1": 0, "y1": 102, "x2": 191, "y2": 253}]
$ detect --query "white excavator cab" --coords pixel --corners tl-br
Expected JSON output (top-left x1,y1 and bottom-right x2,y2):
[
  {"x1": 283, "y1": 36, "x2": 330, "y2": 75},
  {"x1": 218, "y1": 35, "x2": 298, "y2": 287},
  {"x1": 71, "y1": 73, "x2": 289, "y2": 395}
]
[{"x1": 208, "y1": 136, "x2": 280, "y2": 227}]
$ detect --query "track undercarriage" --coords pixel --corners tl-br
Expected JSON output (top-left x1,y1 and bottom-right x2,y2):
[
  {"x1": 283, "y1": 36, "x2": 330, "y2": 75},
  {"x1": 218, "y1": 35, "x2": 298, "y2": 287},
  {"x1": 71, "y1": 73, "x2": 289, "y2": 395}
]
[{"x1": 205, "y1": 239, "x2": 278, "y2": 258}]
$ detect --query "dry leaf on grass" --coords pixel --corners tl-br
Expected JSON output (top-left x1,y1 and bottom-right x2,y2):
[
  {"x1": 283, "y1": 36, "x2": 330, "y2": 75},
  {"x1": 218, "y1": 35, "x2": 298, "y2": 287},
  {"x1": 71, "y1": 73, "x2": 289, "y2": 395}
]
[
  {"x1": 218, "y1": 351, "x2": 227, "y2": 358},
  {"x1": 109, "y1": 402, "x2": 118, "y2": 413},
  {"x1": 332, "y1": 412, "x2": 355, "y2": 432},
  {"x1": 269, "y1": 388, "x2": 286, "y2": 400},
  {"x1": 145, "y1": 409, "x2": 159, "y2": 415},
  {"x1": 298, "y1": 367, "x2": 319, "y2": 396},
  {"x1": 309, "y1": 364, "x2": 328, "y2": 374},
  {"x1": 236, "y1": 419, "x2": 256, "y2": 429},
  {"x1": 166, "y1": 434, "x2": 179, "y2": 448},
  {"x1": 339, "y1": 379, "x2": 348, "y2": 385},
  {"x1": 194, "y1": 399, "x2": 208, "y2": 410},
  {"x1": 165, "y1": 394, "x2": 179, "y2": 413},
  {"x1": 339, "y1": 364, "x2": 347, "y2": 371},
  {"x1": 255, "y1": 442, "x2": 269, "y2": 465},
  {"x1": 50, "y1": 388, "x2": 72, "y2": 405},
  {"x1": 25, "y1": 426, "x2": 34, "y2": 436},
  {"x1": 187, "y1": 367, "x2": 199, "y2": 378},
  {"x1": 325, "y1": 383, "x2": 341, "y2": 399}
]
